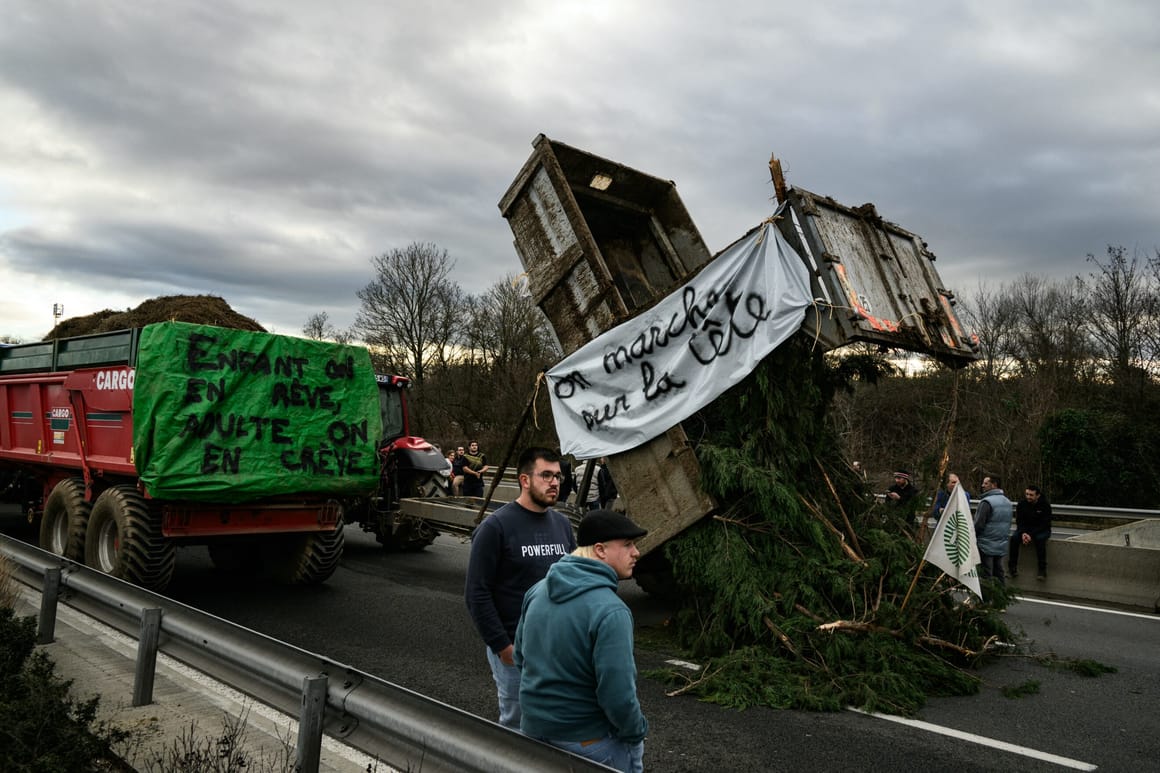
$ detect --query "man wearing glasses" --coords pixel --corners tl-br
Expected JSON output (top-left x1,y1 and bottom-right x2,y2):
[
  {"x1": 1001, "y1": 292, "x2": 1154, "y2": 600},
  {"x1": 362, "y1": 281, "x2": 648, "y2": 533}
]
[{"x1": 465, "y1": 446, "x2": 577, "y2": 729}]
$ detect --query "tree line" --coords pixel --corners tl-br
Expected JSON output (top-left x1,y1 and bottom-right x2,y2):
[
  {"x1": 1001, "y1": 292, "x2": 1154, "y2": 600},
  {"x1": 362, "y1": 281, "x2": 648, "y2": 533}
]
[
  {"x1": 310, "y1": 242, "x2": 1160, "y2": 508},
  {"x1": 836, "y1": 245, "x2": 1160, "y2": 507}
]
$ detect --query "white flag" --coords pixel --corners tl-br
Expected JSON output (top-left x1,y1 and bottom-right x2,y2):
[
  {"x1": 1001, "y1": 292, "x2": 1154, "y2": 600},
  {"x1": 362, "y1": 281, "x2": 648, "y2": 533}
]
[{"x1": 922, "y1": 482, "x2": 982, "y2": 598}]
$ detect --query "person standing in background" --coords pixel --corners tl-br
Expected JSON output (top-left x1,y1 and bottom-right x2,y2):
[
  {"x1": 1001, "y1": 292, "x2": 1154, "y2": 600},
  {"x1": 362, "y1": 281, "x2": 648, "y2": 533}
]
[
  {"x1": 934, "y1": 472, "x2": 971, "y2": 515},
  {"x1": 886, "y1": 470, "x2": 920, "y2": 506},
  {"x1": 1010, "y1": 484, "x2": 1053, "y2": 580},
  {"x1": 461, "y1": 440, "x2": 489, "y2": 497},
  {"x1": 451, "y1": 445, "x2": 467, "y2": 496},
  {"x1": 974, "y1": 474, "x2": 1013, "y2": 585}
]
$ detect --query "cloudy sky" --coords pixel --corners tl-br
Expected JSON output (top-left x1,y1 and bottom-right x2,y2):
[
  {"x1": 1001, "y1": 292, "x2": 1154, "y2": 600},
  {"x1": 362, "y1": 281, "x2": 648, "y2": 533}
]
[{"x1": 2, "y1": 0, "x2": 1157, "y2": 342}]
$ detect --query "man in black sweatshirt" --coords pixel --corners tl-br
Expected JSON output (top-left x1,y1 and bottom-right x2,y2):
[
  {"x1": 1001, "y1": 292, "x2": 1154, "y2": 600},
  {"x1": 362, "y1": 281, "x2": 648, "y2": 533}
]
[{"x1": 464, "y1": 446, "x2": 577, "y2": 729}]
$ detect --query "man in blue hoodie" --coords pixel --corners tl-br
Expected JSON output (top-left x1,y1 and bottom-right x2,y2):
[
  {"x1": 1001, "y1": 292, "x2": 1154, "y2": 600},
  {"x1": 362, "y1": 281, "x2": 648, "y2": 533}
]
[{"x1": 514, "y1": 510, "x2": 649, "y2": 773}]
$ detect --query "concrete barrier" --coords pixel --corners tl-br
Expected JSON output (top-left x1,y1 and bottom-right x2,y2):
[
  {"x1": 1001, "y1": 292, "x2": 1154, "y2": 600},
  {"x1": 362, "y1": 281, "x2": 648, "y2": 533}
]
[{"x1": 1009, "y1": 521, "x2": 1160, "y2": 611}]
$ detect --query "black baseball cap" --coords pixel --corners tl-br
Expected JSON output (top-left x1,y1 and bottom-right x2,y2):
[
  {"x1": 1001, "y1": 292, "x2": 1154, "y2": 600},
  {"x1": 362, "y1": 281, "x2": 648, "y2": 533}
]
[{"x1": 577, "y1": 510, "x2": 648, "y2": 546}]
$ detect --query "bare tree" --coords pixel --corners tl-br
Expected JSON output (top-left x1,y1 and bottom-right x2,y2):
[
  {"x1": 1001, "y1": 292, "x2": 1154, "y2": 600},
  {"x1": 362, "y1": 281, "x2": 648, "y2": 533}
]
[
  {"x1": 431, "y1": 275, "x2": 562, "y2": 451},
  {"x1": 354, "y1": 243, "x2": 463, "y2": 383},
  {"x1": 960, "y1": 281, "x2": 1018, "y2": 381},
  {"x1": 1149, "y1": 247, "x2": 1160, "y2": 369},
  {"x1": 1006, "y1": 273, "x2": 1091, "y2": 383},
  {"x1": 301, "y1": 311, "x2": 352, "y2": 343},
  {"x1": 1083, "y1": 245, "x2": 1157, "y2": 380},
  {"x1": 470, "y1": 275, "x2": 559, "y2": 369}
]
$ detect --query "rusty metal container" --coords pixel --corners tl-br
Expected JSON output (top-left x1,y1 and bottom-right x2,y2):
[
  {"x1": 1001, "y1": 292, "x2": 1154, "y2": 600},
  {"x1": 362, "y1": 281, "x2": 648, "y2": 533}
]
[{"x1": 782, "y1": 188, "x2": 979, "y2": 366}]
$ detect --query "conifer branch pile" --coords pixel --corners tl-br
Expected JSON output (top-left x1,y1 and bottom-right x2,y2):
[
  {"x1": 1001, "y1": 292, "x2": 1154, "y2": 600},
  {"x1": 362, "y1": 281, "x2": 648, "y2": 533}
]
[{"x1": 656, "y1": 338, "x2": 1014, "y2": 715}]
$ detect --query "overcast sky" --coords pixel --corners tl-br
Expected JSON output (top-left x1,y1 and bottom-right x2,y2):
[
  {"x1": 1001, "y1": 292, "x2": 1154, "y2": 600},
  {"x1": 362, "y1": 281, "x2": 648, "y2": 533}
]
[{"x1": 2, "y1": 0, "x2": 1157, "y2": 343}]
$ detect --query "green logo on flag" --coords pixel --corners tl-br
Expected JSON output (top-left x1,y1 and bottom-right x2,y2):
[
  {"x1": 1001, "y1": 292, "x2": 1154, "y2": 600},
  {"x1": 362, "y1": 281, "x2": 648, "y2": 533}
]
[{"x1": 942, "y1": 509, "x2": 973, "y2": 568}]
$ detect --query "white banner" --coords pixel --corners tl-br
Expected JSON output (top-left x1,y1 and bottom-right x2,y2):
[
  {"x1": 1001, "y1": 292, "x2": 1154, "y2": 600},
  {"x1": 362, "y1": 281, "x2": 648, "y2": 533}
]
[
  {"x1": 922, "y1": 483, "x2": 982, "y2": 599},
  {"x1": 547, "y1": 220, "x2": 813, "y2": 459}
]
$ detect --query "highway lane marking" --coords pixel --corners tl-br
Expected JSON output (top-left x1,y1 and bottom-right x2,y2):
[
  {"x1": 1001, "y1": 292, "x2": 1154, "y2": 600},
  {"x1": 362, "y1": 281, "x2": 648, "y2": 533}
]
[
  {"x1": 1018, "y1": 596, "x2": 1159, "y2": 620},
  {"x1": 848, "y1": 708, "x2": 1098, "y2": 770}
]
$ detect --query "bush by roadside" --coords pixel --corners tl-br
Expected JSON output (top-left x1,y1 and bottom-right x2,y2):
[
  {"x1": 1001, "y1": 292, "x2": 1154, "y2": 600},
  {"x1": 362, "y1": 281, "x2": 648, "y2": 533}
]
[{"x1": 0, "y1": 556, "x2": 132, "y2": 772}]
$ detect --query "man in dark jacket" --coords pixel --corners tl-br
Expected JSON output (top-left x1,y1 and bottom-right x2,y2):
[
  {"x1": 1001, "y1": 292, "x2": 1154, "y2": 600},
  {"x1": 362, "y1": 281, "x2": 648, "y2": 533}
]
[
  {"x1": 1010, "y1": 485, "x2": 1052, "y2": 580},
  {"x1": 464, "y1": 446, "x2": 576, "y2": 729},
  {"x1": 886, "y1": 470, "x2": 920, "y2": 506}
]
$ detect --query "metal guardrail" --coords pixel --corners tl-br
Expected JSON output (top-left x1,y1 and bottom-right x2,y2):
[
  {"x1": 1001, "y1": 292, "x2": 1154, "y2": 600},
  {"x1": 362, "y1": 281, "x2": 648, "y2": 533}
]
[
  {"x1": 1050, "y1": 503, "x2": 1159, "y2": 522},
  {"x1": 873, "y1": 494, "x2": 1159, "y2": 523},
  {"x1": 0, "y1": 534, "x2": 611, "y2": 773}
]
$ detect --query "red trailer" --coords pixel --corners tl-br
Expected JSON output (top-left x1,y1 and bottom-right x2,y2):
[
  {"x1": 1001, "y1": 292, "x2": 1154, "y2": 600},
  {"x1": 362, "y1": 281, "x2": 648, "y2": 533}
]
[{"x1": 0, "y1": 323, "x2": 426, "y2": 591}]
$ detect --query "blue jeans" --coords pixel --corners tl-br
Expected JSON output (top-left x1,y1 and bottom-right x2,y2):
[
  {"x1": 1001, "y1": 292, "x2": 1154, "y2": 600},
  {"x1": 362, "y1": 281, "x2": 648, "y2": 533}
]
[
  {"x1": 542, "y1": 735, "x2": 644, "y2": 773},
  {"x1": 485, "y1": 647, "x2": 521, "y2": 730}
]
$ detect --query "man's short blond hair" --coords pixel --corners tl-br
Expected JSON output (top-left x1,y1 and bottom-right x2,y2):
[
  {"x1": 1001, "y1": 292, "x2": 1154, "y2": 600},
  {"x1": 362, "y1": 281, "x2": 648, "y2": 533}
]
[{"x1": 572, "y1": 545, "x2": 598, "y2": 560}]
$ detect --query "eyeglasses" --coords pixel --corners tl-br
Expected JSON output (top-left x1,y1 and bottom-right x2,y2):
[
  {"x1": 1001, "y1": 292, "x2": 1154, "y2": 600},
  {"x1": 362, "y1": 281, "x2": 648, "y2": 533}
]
[{"x1": 530, "y1": 471, "x2": 563, "y2": 482}]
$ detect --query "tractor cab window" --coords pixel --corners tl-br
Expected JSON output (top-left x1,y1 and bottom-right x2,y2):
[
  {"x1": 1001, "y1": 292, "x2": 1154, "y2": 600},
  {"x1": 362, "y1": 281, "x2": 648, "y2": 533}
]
[{"x1": 378, "y1": 384, "x2": 406, "y2": 442}]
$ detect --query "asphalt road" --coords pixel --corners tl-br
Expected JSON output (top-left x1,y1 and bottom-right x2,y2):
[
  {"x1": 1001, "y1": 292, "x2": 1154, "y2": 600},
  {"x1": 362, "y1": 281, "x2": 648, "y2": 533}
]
[{"x1": 158, "y1": 528, "x2": 1160, "y2": 773}]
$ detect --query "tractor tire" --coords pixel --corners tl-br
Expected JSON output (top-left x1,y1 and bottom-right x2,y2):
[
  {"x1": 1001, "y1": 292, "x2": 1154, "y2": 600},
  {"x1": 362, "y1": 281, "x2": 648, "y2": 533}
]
[
  {"x1": 84, "y1": 485, "x2": 176, "y2": 592},
  {"x1": 261, "y1": 521, "x2": 345, "y2": 585},
  {"x1": 415, "y1": 473, "x2": 450, "y2": 499},
  {"x1": 39, "y1": 478, "x2": 91, "y2": 562},
  {"x1": 376, "y1": 472, "x2": 445, "y2": 551}
]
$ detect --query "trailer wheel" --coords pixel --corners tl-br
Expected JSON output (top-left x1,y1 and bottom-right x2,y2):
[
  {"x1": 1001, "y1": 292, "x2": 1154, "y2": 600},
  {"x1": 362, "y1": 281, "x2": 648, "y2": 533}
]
[
  {"x1": 84, "y1": 485, "x2": 175, "y2": 592},
  {"x1": 39, "y1": 478, "x2": 91, "y2": 562},
  {"x1": 261, "y1": 521, "x2": 345, "y2": 585}
]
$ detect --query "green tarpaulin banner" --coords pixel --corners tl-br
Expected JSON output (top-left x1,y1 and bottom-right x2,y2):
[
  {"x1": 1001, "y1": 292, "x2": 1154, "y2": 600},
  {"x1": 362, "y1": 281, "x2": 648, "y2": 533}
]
[{"x1": 133, "y1": 322, "x2": 382, "y2": 502}]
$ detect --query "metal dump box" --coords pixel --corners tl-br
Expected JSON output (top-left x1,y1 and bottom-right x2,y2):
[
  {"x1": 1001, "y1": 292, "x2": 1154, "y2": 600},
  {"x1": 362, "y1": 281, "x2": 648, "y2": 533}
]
[
  {"x1": 780, "y1": 188, "x2": 979, "y2": 365},
  {"x1": 499, "y1": 134, "x2": 715, "y2": 353},
  {"x1": 499, "y1": 135, "x2": 716, "y2": 553},
  {"x1": 499, "y1": 135, "x2": 979, "y2": 555}
]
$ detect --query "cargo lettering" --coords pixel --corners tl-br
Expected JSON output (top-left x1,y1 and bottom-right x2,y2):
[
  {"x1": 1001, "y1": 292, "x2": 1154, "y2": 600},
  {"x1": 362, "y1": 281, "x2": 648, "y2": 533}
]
[{"x1": 95, "y1": 368, "x2": 135, "y2": 391}]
